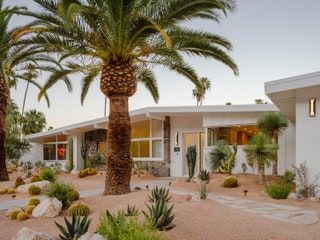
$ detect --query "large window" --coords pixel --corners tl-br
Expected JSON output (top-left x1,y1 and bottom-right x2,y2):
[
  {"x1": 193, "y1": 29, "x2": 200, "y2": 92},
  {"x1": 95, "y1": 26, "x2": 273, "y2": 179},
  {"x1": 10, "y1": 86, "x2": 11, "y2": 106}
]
[
  {"x1": 130, "y1": 120, "x2": 163, "y2": 160},
  {"x1": 43, "y1": 135, "x2": 68, "y2": 161},
  {"x1": 207, "y1": 125, "x2": 258, "y2": 146}
]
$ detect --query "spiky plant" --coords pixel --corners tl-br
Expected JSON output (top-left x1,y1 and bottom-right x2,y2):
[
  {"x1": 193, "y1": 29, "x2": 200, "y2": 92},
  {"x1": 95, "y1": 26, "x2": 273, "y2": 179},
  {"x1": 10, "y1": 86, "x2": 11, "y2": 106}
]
[
  {"x1": 196, "y1": 181, "x2": 212, "y2": 199},
  {"x1": 125, "y1": 205, "x2": 138, "y2": 217},
  {"x1": 55, "y1": 214, "x2": 91, "y2": 240},
  {"x1": 186, "y1": 145, "x2": 197, "y2": 181},
  {"x1": 67, "y1": 202, "x2": 90, "y2": 216},
  {"x1": 21, "y1": 0, "x2": 239, "y2": 194},
  {"x1": 148, "y1": 187, "x2": 171, "y2": 203},
  {"x1": 198, "y1": 170, "x2": 210, "y2": 183},
  {"x1": 219, "y1": 144, "x2": 237, "y2": 175},
  {"x1": 143, "y1": 199, "x2": 175, "y2": 231}
]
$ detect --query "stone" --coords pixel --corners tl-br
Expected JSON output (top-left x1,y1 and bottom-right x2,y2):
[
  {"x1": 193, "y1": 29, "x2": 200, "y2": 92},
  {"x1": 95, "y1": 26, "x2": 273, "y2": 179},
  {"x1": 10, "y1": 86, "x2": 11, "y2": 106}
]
[
  {"x1": 32, "y1": 198, "x2": 62, "y2": 218},
  {"x1": 288, "y1": 192, "x2": 298, "y2": 199},
  {"x1": 11, "y1": 227, "x2": 52, "y2": 240},
  {"x1": 78, "y1": 233, "x2": 105, "y2": 240},
  {"x1": 17, "y1": 180, "x2": 51, "y2": 193},
  {"x1": 6, "y1": 207, "x2": 22, "y2": 217}
]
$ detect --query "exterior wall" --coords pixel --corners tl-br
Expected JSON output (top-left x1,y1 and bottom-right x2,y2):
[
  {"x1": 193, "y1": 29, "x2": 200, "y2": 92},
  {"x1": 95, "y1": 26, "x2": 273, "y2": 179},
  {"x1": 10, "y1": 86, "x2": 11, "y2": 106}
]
[
  {"x1": 295, "y1": 86, "x2": 320, "y2": 179},
  {"x1": 21, "y1": 143, "x2": 42, "y2": 163}
]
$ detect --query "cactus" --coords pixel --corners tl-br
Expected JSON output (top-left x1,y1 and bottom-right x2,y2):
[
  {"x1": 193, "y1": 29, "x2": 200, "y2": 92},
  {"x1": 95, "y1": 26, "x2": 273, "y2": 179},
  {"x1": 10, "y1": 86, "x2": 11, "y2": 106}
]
[
  {"x1": 28, "y1": 197, "x2": 41, "y2": 206},
  {"x1": 28, "y1": 185, "x2": 42, "y2": 195},
  {"x1": 222, "y1": 176, "x2": 238, "y2": 188},
  {"x1": 148, "y1": 187, "x2": 171, "y2": 203},
  {"x1": 17, "y1": 212, "x2": 29, "y2": 221},
  {"x1": 7, "y1": 189, "x2": 16, "y2": 194},
  {"x1": 10, "y1": 210, "x2": 22, "y2": 220},
  {"x1": 86, "y1": 168, "x2": 97, "y2": 176},
  {"x1": 55, "y1": 214, "x2": 91, "y2": 240},
  {"x1": 15, "y1": 177, "x2": 25, "y2": 188},
  {"x1": 30, "y1": 175, "x2": 43, "y2": 183},
  {"x1": 67, "y1": 202, "x2": 90, "y2": 216},
  {"x1": 125, "y1": 205, "x2": 138, "y2": 217},
  {"x1": 78, "y1": 170, "x2": 88, "y2": 178},
  {"x1": 70, "y1": 189, "x2": 80, "y2": 201},
  {"x1": 26, "y1": 205, "x2": 36, "y2": 214},
  {"x1": 219, "y1": 144, "x2": 237, "y2": 175},
  {"x1": 186, "y1": 145, "x2": 197, "y2": 181}
]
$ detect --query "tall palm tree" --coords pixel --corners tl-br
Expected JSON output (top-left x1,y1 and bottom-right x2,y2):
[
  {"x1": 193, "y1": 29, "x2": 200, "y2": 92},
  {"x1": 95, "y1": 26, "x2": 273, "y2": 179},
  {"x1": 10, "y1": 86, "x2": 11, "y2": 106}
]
[
  {"x1": 243, "y1": 133, "x2": 278, "y2": 183},
  {"x1": 192, "y1": 77, "x2": 211, "y2": 106},
  {"x1": 22, "y1": 109, "x2": 47, "y2": 135},
  {"x1": 25, "y1": 0, "x2": 239, "y2": 194},
  {"x1": 0, "y1": 1, "x2": 53, "y2": 181},
  {"x1": 257, "y1": 112, "x2": 288, "y2": 175}
]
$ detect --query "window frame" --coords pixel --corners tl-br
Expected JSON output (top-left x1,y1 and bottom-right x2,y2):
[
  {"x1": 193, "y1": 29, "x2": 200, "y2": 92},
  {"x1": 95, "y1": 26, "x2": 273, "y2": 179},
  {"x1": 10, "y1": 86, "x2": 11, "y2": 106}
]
[{"x1": 43, "y1": 136, "x2": 68, "y2": 161}]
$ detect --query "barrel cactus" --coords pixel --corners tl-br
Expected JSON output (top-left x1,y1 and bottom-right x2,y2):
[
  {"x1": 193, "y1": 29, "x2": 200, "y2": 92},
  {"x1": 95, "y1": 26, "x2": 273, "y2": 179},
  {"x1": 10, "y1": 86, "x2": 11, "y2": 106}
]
[{"x1": 67, "y1": 202, "x2": 90, "y2": 216}]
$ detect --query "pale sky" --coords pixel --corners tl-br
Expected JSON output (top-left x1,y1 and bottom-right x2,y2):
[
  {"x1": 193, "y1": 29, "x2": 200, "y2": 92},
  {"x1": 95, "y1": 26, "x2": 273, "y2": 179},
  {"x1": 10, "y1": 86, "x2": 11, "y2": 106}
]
[{"x1": 6, "y1": 0, "x2": 320, "y2": 128}]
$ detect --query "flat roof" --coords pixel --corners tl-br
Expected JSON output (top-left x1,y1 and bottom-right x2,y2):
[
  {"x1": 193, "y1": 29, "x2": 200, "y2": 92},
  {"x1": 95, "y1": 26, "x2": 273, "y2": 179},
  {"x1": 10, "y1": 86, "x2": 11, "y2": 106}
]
[{"x1": 25, "y1": 104, "x2": 278, "y2": 142}]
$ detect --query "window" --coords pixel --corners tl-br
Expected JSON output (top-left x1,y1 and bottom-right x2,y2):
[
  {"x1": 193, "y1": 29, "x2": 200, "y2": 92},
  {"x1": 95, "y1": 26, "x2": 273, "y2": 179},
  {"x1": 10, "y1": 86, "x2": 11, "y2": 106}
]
[
  {"x1": 130, "y1": 119, "x2": 163, "y2": 159},
  {"x1": 43, "y1": 135, "x2": 68, "y2": 161},
  {"x1": 207, "y1": 125, "x2": 258, "y2": 146}
]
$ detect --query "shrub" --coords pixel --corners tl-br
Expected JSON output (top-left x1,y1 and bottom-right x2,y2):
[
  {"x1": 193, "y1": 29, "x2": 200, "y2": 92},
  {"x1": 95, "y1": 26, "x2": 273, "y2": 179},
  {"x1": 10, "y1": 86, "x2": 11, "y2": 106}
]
[
  {"x1": 7, "y1": 189, "x2": 16, "y2": 194},
  {"x1": 46, "y1": 182, "x2": 73, "y2": 208},
  {"x1": 70, "y1": 189, "x2": 80, "y2": 201},
  {"x1": 55, "y1": 215, "x2": 91, "y2": 240},
  {"x1": 196, "y1": 182, "x2": 212, "y2": 200},
  {"x1": 17, "y1": 212, "x2": 29, "y2": 221},
  {"x1": 40, "y1": 168, "x2": 57, "y2": 182},
  {"x1": 28, "y1": 197, "x2": 41, "y2": 206},
  {"x1": 293, "y1": 162, "x2": 319, "y2": 198},
  {"x1": 266, "y1": 183, "x2": 291, "y2": 199},
  {"x1": 78, "y1": 170, "x2": 88, "y2": 178},
  {"x1": 67, "y1": 202, "x2": 90, "y2": 216},
  {"x1": 10, "y1": 210, "x2": 22, "y2": 220},
  {"x1": 26, "y1": 205, "x2": 36, "y2": 214},
  {"x1": 209, "y1": 140, "x2": 229, "y2": 172},
  {"x1": 28, "y1": 185, "x2": 42, "y2": 195},
  {"x1": 186, "y1": 145, "x2": 197, "y2": 181},
  {"x1": 34, "y1": 160, "x2": 45, "y2": 169},
  {"x1": 88, "y1": 152, "x2": 105, "y2": 169},
  {"x1": 125, "y1": 205, "x2": 138, "y2": 217},
  {"x1": 30, "y1": 175, "x2": 43, "y2": 183},
  {"x1": 0, "y1": 189, "x2": 5, "y2": 194},
  {"x1": 198, "y1": 170, "x2": 210, "y2": 182},
  {"x1": 86, "y1": 168, "x2": 97, "y2": 176},
  {"x1": 97, "y1": 211, "x2": 164, "y2": 240},
  {"x1": 222, "y1": 176, "x2": 238, "y2": 188},
  {"x1": 148, "y1": 187, "x2": 171, "y2": 203},
  {"x1": 282, "y1": 170, "x2": 296, "y2": 184},
  {"x1": 15, "y1": 177, "x2": 25, "y2": 188}
]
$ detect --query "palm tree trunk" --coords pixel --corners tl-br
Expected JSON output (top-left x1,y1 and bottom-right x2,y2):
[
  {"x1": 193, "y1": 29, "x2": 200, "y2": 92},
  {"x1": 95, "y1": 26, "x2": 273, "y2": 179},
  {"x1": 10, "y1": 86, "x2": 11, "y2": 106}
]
[
  {"x1": 100, "y1": 61, "x2": 137, "y2": 195},
  {"x1": 272, "y1": 136, "x2": 278, "y2": 175},
  {"x1": 0, "y1": 77, "x2": 9, "y2": 181},
  {"x1": 20, "y1": 81, "x2": 29, "y2": 138},
  {"x1": 257, "y1": 165, "x2": 265, "y2": 183}
]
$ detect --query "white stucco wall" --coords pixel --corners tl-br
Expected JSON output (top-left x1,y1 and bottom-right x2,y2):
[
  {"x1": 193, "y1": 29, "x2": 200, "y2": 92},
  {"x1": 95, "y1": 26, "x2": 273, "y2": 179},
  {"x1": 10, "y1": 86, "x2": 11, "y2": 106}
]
[
  {"x1": 295, "y1": 86, "x2": 320, "y2": 179},
  {"x1": 21, "y1": 142, "x2": 42, "y2": 163}
]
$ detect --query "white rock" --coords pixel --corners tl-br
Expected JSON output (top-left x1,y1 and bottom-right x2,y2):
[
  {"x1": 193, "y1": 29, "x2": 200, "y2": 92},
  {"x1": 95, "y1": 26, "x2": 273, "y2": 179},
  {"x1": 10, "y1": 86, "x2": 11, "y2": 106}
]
[
  {"x1": 288, "y1": 192, "x2": 298, "y2": 199},
  {"x1": 78, "y1": 233, "x2": 105, "y2": 240},
  {"x1": 17, "y1": 180, "x2": 51, "y2": 193},
  {"x1": 11, "y1": 227, "x2": 52, "y2": 240},
  {"x1": 32, "y1": 198, "x2": 62, "y2": 218}
]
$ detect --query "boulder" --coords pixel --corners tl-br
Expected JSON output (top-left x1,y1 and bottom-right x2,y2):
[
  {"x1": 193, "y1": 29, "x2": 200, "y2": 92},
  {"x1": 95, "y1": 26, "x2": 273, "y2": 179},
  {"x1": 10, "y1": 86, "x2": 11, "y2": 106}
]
[
  {"x1": 288, "y1": 192, "x2": 298, "y2": 199},
  {"x1": 32, "y1": 198, "x2": 62, "y2": 218},
  {"x1": 17, "y1": 180, "x2": 51, "y2": 193},
  {"x1": 11, "y1": 227, "x2": 52, "y2": 240},
  {"x1": 6, "y1": 207, "x2": 22, "y2": 217},
  {"x1": 78, "y1": 233, "x2": 105, "y2": 240}
]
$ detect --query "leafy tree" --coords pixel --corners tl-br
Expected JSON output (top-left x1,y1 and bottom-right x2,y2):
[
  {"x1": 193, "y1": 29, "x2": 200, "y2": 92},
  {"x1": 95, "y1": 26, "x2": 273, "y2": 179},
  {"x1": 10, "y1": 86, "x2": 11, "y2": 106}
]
[
  {"x1": 22, "y1": 109, "x2": 47, "y2": 135},
  {"x1": 24, "y1": 0, "x2": 239, "y2": 194},
  {"x1": 257, "y1": 112, "x2": 288, "y2": 175},
  {"x1": 192, "y1": 77, "x2": 211, "y2": 106},
  {"x1": 243, "y1": 133, "x2": 278, "y2": 183}
]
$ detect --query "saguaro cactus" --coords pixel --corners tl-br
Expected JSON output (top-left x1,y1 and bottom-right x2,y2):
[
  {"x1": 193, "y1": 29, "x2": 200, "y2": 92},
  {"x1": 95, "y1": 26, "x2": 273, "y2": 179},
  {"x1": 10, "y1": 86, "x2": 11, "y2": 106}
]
[{"x1": 186, "y1": 145, "x2": 197, "y2": 181}]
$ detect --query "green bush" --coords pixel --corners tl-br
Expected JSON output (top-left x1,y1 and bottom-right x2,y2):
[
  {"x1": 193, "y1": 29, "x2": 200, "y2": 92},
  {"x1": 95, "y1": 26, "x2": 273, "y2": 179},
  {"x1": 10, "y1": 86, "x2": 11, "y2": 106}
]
[
  {"x1": 198, "y1": 170, "x2": 210, "y2": 182},
  {"x1": 222, "y1": 176, "x2": 238, "y2": 188},
  {"x1": 28, "y1": 185, "x2": 42, "y2": 195},
  {"x1": 282, "y1": 170, "x2": 295, "y2": 184},
  {"x1": 40, "y1": 168, "x2": 57, "y2": 182},
  {"x1": 97, "y1": 211, "x2": 165, "y2": 240},
  {"x1": 266, "y1": 183, "x2": 291, "y2": 199},
  {"x1": 30, "y1": 175, "x2": 43, "y2": 183},
  {"x1": 15, "y1": 177, "x2": 25, "y2": 188},
  {"x1": 46, "y1": 182, "x2": 73, "y2": 208}
]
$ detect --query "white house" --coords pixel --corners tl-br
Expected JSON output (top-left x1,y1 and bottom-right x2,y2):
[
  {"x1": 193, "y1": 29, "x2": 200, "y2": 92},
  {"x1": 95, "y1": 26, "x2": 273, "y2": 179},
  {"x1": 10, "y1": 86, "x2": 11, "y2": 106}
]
[{"x1": 23, "y1": 104, "x2": 295, "y2": 177}]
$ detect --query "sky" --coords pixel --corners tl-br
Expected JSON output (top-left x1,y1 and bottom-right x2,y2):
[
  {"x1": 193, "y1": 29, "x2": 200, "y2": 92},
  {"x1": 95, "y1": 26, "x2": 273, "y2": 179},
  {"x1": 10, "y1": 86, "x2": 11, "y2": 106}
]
[{"x1": 6, "y1": 0, "x2": 320, "y2": 128}]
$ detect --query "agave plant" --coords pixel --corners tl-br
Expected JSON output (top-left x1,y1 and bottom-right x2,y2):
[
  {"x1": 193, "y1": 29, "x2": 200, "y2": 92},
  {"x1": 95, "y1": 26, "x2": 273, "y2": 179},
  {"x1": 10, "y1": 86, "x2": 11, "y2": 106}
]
[
  {"x1": 55, "y1": 214, "x2": 91, "y2": 240},
  {"x1": 198, "y1": 170, "x2": 210, "y2": 183},
  {"x1": 143, "y1": 199, "x2": 175, "y2": 231},
  {"x1": 125, "y1": 205, "x2": 138, "y2": 217},
  {"x1": 148, "y1": 187, "x2": 171, "y2": 203}
]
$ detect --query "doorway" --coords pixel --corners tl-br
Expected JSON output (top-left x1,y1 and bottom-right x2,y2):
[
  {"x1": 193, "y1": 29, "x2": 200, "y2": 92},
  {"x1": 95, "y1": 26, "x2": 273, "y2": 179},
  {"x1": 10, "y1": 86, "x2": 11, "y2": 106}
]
[{"x1": 183, "y1": 132, "x2": 205, "y2": 176}]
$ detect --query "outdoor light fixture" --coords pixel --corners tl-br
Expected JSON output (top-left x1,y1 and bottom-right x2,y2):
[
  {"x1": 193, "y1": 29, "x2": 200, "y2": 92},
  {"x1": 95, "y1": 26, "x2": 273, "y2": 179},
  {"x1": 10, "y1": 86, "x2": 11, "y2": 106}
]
[
  {"x1": 175, "y1": 132, "x2": 179, "y2": 146},
  {"x1": 309, "y1": 98, "x2": 316, "y2": 117}
]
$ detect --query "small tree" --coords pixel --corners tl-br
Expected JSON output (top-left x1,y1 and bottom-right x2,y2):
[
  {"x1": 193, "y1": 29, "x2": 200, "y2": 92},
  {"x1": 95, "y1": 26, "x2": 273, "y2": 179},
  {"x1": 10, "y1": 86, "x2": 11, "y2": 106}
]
[
  {"x1": 186, "y1": 145, "x2": 197, "y2": 181},
  {"x1": 243, "y1": 133, "x2": 278, "y2": 183}
]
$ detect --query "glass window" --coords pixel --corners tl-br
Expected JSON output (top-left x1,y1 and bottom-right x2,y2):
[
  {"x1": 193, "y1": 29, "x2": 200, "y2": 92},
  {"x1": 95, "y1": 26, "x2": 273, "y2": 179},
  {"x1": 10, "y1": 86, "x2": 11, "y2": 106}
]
[
  {"x1": 98, "y1": 142, "x2": 107, "y2": 156},
  {"x1": 44, "y1": 144, "x2": 56, "y2": 160},
  {"x1": 131, "y1": 120, "x2": 150, "y2": 139},
  {"x1": 130, "y1": 142, "x2": 139, "y2": 158},
  {"x1": 57, "y1": 144, "x2": 67, "y2": 160},
  {"x1": 139, "y1": 141, "x2": 150, "y2": 157},
  {"x1": 152, "y1": 140, "x2": 162, "y2": 158},
  {"x1": 152, "y1": 120, "x2": 162, "y2": 138}
]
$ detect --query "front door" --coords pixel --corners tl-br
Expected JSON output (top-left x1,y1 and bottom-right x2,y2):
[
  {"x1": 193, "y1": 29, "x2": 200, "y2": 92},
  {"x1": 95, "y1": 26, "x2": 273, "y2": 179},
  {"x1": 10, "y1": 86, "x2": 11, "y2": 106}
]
[{"x1": 183, "y1": 132, "x2": 205, "y2": 176}]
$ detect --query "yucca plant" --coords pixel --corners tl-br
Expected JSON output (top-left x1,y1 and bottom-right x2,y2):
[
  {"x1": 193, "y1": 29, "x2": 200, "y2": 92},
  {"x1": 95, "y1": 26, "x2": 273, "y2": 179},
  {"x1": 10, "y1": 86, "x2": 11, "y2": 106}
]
[
  {"x1": 55, "y1": 214, "x2": 91, "y2": 240},
  {"x1": 125, "y1": 205, "x2": 138, "y2": 217},
  {"x1": 20, "y1": 0, "x2": 239, "y2": 194},
  {"x1": 198, "y1": 170, "x2": 210, "y2": 183},
  {"x1": 143, "y1": 200, "x2": 175, "y2": 231},
  {"x1": 148, "y1": 187, "x2": 171, "y2": 203}
]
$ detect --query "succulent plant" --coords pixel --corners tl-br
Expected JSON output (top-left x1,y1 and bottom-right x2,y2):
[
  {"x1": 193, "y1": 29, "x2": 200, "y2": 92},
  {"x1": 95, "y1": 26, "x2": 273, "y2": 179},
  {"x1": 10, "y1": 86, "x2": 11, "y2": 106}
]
[
  {"x1": 30, "y1": 175, "x2": 43, "y2": 183},
  {"x1": 28, "y1": 185, "x2": 42, "y2": 195},
  {"x1": 148, "y1": 187, "x2": 171, "y2": 203},
  {"x1": 0, "y1": 189, "x2": 5, "y2": 194},
  {"x1": 28, "y1": 197, "x2": 41, "y2": 206},
  {"x1": 15, "y1": 177, "x2": 25, "y2": 188},
  {"x1": 86, "y1": 168, "x2": 97, "y2": 176},
  {"x1": 67, "y1": 202, "x2": 90, "y2": 216},
  {"x1": 7, "y1": 189, "x2": 16, "y2": 194},
  {"x1": 55, "y1": 214, "x2": 91, "y2": 240},
  {"x1": 222, "y1": 176, "x2": 238, "y2": 188},
  {"x1": 10, "y1": 210, "x2": 22, "y2": 220},
  {"x1": 26, "y1": 205, "x2": 36, "y2": 214},
  {"x1": 198, "y1": 170, "x2": 210, "y2": 183},
  {"x1": 78, "y1": 170, "x2": 88, "y2": 178},
  {"x1": 70, "y1": 189, "x2": 80, "y2": 201},
  {"x1": 17, "y1": 212, "x2": 29, "y2": 221},
  {"x1": 125, "y1": 205, "x2": 138, "y2": 217}
]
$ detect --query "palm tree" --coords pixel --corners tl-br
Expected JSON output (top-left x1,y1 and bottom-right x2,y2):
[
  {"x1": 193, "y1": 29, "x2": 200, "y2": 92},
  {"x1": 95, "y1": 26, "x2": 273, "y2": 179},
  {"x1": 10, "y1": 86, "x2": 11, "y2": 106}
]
[
  {"x1": 25, "y1": 0, "x2": 239, "y2": 194},
  {"x1": 22, "y1": 109, "x2": 47, "y2": 135},
  {"x1": 254, "y1": 98, "x2": 267, "y2": 104},
  {"x1": 257, "y1": 112, "x2": 288, "y2": 175},
  {"x1": 192, "y1": 77, "x2": 211, "y2": 106},
  {"x1": 0, "y1": 1, "x2": 53, "y2": 181},
  {"x1": 243, "y1": 133, "x2": 278, "y2": 183}
]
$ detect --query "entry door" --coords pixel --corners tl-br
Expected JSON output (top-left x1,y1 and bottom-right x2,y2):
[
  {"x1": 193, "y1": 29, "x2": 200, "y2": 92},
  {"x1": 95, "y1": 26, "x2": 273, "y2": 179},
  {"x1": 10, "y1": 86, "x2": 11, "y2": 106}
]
[{"x1": 183, "y1": 132, "x2": 205, "y2": 176}]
